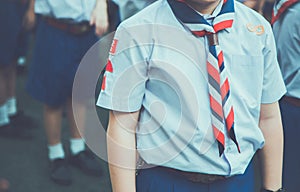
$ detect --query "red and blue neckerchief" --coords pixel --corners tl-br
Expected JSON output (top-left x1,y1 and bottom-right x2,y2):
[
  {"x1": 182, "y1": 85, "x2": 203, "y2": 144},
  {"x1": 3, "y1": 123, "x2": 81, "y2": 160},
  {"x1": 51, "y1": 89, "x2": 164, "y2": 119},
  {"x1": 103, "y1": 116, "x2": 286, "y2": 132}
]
[{"x1": 167, "y1": 0, "x2": 240, "y2": 156}]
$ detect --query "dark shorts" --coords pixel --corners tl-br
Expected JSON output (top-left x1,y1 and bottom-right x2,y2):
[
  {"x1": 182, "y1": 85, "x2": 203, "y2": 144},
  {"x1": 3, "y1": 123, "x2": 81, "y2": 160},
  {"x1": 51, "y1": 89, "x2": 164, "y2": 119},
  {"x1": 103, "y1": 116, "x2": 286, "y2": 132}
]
[
  {"x1": 26, "y1": 17, "x2": 98, "y2": 107},
  {"x1": 0, "y1": 1, "x2": 27, "y2": 66},
  {"x1": 136, "y1": 161, "x2": 254, "y2": 192},
  {"x1": 279, "y1": 99, "x2": 300, "y2": 191},
  {"x1": 108, "y1": 0, "x2": 120, "y2": 32}
]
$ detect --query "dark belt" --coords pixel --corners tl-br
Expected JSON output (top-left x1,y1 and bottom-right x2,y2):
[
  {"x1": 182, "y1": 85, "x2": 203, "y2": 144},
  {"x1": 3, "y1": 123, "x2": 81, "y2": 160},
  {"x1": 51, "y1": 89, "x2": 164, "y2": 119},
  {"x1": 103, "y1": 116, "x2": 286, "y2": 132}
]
[
  {"x1": 282, "y1": 96, "x2": 300, "y2": 107},
  {"x1": 160, "y1": 166, "x2": 226, "y2": 184},
  {"x1": 43, "y1": 16, "x2": 92, "y2": 36},
  {"x1": 136, "y1": 159, "x2": 226, "y2": 184}
]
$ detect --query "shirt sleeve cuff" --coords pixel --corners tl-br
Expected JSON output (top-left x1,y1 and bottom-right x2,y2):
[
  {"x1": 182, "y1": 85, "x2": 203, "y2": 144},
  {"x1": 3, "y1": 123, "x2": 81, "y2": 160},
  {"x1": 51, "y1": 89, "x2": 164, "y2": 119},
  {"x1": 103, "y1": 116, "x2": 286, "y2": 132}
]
[
  {"x1": 261, "y1": 87, "x2": 286, "y2": 104},
  {"x1": 96, "y1": 91, "x2": 142, "y2": 112}
]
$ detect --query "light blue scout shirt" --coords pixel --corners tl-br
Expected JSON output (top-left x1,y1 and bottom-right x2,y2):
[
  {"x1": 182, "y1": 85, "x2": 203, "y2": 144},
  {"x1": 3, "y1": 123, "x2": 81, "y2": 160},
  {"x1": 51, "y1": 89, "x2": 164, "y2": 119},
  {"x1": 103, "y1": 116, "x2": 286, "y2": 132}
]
[
  {"x1": 97, "y1": 0, "x2": 286, "y2": 176},
  {"x1": 273, "y1": 2, "x2": 300, "y2": 99},
  {"x1": 35, "y1": 0, "x2": 96, "y2": 22}
]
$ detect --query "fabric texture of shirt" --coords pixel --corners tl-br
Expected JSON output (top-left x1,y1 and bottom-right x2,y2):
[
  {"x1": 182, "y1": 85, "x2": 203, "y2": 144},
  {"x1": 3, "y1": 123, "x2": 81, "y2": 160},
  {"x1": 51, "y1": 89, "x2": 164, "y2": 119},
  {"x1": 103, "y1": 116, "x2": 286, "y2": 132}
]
[
  {"x1": 273, "y1": 2, "x2": 300, "y2": 99},
  {"x1": 34, "y1": 0, "x2": 96, "y2": 22},
  {"x1": 97, "y1": 0, "x2": 286, "y2": 176}
]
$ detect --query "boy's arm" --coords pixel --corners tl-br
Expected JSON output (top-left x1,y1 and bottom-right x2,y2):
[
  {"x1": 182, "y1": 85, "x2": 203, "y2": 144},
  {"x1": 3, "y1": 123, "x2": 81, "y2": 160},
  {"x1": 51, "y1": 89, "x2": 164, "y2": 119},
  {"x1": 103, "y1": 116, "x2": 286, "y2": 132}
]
[
  {"x1": 107, "y1": 110, "x2": 139, "y2": 192},
  {"x1": 258, "y1": 102, "x2": 284, "y2": 191}
]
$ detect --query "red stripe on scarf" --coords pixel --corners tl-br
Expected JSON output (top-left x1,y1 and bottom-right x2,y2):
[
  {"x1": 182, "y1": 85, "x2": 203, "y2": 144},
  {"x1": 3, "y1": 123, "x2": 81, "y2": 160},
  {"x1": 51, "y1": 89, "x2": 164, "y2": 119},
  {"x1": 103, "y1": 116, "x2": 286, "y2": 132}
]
[{"x1": 214, "y1": 20, "x2": 233, "y2": 33}]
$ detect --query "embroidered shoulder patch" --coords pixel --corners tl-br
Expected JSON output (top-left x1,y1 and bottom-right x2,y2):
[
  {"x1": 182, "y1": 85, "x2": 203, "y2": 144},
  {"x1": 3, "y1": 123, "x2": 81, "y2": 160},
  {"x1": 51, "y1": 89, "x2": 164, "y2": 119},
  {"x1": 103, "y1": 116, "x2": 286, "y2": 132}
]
[{"x1": 110, "y1": 39, "x2": 118, "y2": 54}]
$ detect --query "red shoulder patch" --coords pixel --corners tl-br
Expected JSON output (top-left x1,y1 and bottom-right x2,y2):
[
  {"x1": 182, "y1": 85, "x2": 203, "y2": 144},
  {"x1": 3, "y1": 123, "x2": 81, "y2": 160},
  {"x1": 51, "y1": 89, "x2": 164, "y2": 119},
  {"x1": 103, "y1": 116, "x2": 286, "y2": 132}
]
[
  {"x1": 101, "y1": 75, "x2": 106, "y2": 91},
  {"x1": 106, "y1": 59, "x2": 113, "y2": 73},
  {"x1": 110, "y1": 39, "x2": 118, "y2": 54}
]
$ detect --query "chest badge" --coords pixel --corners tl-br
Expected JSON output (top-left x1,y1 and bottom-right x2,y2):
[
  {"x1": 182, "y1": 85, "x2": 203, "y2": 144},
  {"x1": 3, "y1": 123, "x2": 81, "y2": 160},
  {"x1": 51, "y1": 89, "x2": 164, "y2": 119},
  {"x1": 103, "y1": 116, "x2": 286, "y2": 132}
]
[{"x1": 246, "y1": 23, "x2": 265, "y2": 35}]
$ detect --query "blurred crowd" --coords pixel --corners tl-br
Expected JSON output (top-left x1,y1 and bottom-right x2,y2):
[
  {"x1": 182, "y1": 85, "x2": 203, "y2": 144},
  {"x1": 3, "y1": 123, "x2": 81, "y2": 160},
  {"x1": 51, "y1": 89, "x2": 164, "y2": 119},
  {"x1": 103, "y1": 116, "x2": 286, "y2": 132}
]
[{"x1": 0, "y1": 0, "x2": 299, "y2": 191}]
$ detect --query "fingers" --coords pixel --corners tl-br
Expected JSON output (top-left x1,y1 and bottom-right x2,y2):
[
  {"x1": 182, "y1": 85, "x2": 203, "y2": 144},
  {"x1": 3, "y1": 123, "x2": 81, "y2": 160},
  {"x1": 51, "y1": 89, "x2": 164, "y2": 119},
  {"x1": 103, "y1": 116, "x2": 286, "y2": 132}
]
[
  {"x1": 93, "y1": 14, "x2": 109, "y2": 36},
  {"x1": 89, "y1": 8, "x2": 109, "y2": 36},
  {"x1": 90, "y1": 15, "x2": 95, "y2": 26},
  {"x1": 95, "y1": 27, "x2": 106, "y2": 37},
  {"x1": 95, "y1": 22, "x2": 109, "y2": 36}
]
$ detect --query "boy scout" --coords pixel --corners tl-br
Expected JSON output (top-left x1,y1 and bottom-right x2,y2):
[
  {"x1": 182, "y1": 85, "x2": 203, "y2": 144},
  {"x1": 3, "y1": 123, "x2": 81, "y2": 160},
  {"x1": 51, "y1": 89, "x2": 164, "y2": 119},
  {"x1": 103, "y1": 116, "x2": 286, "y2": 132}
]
[
  {"x1": 272, "y1": 0, "x2": 300, "y2": 191},
  {"x1": 98, "y1": 0, "x2": 286, "y2": 191}
]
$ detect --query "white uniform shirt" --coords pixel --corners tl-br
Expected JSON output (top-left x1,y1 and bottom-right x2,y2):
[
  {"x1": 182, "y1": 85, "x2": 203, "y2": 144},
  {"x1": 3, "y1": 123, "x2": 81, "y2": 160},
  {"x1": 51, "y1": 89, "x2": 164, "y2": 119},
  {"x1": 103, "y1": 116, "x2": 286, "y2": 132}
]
[
  {"x1": 35, "y1": 0, "x2": 96, "y2": 22},
  {"x1": 97, "y1": 0, "x2": 286, "y2": 176}
]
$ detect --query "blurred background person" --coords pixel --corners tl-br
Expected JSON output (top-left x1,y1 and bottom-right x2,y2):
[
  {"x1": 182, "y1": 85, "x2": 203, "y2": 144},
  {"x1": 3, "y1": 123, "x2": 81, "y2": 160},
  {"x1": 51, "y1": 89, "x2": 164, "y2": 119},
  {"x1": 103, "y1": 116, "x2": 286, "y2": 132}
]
[
  {"x1": 238, "y1": 0, "x2": 266, "y2": 14},
  {"x1": 0, "y1": 0, "x2": 35, "y2": 139},
  {"x1": 26, "y1": 0, "x2": 111, "y2": 185},
  {"x1": 272, "y1": 0, "x2": 300, "y2": 191},
  {"x1": 0, "y1": 0, "x2": 35, "y2": 189}
]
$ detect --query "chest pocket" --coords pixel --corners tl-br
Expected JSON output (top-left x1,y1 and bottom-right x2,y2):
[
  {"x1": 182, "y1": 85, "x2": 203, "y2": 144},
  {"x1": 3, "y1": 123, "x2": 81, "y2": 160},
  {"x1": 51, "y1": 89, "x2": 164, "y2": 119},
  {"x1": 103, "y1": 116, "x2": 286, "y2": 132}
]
[{"x1": 229, "y1": 54, "x2": 264, "y2": 106}]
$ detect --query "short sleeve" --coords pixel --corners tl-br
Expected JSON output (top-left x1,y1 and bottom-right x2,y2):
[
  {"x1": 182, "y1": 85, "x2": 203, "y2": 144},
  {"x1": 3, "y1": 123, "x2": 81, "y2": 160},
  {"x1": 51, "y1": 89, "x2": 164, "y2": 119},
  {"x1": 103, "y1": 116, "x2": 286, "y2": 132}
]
[
  {"x1": 96, "y1": 26, "x2": 149, "y2": 112},
  {"x1": 261, "y1": 24, "x2": 286, "y2": 104}
]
